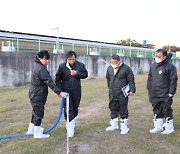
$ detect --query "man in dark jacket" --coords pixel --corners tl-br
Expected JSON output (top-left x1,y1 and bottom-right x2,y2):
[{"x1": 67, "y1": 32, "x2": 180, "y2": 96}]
[
  {"x1": 147, "y1": 49, "x2": 178, "y2": 134},
  {"x1": 55, "y1": 51, "x2": 88, "y2": 137},
  {"x1": 27, "y1": 50, "x2": 61, "y2": 138},
  {"x1": 106, "y1": 54, "x2": 136, "y2": 135}
]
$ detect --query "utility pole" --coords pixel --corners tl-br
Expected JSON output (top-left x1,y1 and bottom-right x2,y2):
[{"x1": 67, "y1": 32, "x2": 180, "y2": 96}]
[
  {"x1": 53, "y1": 27, "x2": 59, "y2": 53},
  {"x1": 129, "y1": 38, "x2": 132, "y2": 57}
]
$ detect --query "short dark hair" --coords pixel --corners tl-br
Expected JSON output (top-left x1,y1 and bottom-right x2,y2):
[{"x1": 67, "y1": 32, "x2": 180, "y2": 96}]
[
  {"x1": 111, "y1": 54, "x2": 120, "y2": 61},
  {"x1": 156, "y1": 49, "x2": 167, "y2": 56},
  {"x1": 66, "y1": 50, "x2": 77, "y2": 59},
  {"x1": 37, "y1": 50, "x2": 50, "y2": 59}
]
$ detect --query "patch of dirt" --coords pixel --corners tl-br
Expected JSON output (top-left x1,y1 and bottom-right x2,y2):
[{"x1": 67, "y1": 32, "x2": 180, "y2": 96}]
[
  {"x1": 61, "y1": 144, "x2": 90, "y2": 154},
  {"x1": 76, "y1": 100, "x2": 107, "y2": 125}
]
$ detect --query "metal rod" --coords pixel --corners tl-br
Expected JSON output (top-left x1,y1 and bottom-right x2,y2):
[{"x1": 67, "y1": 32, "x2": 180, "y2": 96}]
[{"x1": 66, "y1": 95, "x2": 70, "y2": 154}]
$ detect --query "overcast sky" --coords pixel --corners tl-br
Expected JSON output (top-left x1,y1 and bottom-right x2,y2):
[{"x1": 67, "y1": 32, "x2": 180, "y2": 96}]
[{"x1": 0, "y1": 0, "x2": 180, "y2": 48}]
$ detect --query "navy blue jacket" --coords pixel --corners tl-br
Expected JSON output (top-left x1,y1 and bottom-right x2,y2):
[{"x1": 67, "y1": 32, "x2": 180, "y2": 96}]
[
  {"x1": 147, "y1": 59, "x2": 177, "y2": 99},
  {"x1": 106, "y1": 63, "x2": 136, "y2": 101},
  {"x1": 55, "y1": 60, "x2": 88, "y2": 99},
  {"x1": 29, "y1": 57, "x2": 60, "y2": 102}
]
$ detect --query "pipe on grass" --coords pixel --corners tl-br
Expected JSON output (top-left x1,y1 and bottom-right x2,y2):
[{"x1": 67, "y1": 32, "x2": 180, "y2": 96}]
[{"x1": 0, "y1": 98, "x2": 66, "y2": 140}]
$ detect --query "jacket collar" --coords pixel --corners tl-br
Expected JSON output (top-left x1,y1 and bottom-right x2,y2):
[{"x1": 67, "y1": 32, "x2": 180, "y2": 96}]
[{"x1": 35, "y1": 56, "x2": 43, "y2": 66}]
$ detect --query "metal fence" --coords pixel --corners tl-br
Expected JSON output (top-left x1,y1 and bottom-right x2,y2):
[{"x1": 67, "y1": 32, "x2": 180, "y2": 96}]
[{"x1": 0, "y1": 35, "x2": 178, "y2": 59}]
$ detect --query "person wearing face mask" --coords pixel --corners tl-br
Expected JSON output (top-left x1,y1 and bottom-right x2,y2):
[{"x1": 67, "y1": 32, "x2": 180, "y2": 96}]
[
  {"x1": 147, "y1": 49, "x2": 178, "y2": 134},
  {"x1": 106, "y1": 54, "x2": 136, "y2": 135}
]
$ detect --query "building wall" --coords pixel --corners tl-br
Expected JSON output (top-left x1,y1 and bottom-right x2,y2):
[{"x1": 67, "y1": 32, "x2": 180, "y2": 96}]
[{"x1": 0, "y1": 52, "x2": 180, "y2": 87}]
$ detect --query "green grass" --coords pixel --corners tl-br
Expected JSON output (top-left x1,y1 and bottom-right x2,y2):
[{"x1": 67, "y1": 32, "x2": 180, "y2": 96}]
[{"x1": 0, "y1": 71, "x2": 180, "y2": 154}]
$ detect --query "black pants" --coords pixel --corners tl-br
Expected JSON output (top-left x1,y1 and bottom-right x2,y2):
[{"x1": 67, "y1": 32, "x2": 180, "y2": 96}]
[
  {"x1": 109, "y1": 94, "x2": 128, "y2": 119},
  {"x1": 151, "y1": 97, "x2": 173, "y2": 119},
  {"x1": 30, "y1": 99, "x2": 46, "y2": 126},
  {"x1": 64, "y1": 94, "x2": 81, "y2": 122}
]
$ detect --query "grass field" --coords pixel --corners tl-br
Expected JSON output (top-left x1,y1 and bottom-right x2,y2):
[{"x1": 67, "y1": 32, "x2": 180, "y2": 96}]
[{"x1": 0, "y1": 71, "x2": 180, "y2": 154}]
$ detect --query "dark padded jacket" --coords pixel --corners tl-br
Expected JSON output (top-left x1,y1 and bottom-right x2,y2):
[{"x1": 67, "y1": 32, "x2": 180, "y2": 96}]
[
  {"x1": 106, "y1": 63, "x2": 136, "y2": 101},
  {"x1": 29, "y1": 57, "x2": 60, "y2": 102},
  {"x1": 55, "y1": 60, "x2": 88, "y2": 99},
  {"x1": 147, "y1": 59, "x2": 178, "y2": 99}
]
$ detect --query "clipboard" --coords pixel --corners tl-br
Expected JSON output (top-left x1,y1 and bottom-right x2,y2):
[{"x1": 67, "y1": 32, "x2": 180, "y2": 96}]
[{"x1": 122, "y1": 84, "x2": 130, "y2": 97}]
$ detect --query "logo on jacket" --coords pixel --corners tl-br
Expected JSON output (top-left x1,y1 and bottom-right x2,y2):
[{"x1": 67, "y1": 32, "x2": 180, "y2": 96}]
[{"x1": 158, "y1": 70, "x2": 162, "y2": 74}]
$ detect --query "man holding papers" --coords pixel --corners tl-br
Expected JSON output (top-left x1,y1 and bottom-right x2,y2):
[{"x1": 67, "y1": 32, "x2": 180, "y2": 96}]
[{"x1": 106, "y1": 55, "x2": 136, "y2": 134}]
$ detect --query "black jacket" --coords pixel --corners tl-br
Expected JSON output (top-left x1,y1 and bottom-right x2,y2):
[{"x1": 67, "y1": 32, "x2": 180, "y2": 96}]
[
  {"x1": 29, "y1": 57, "x2": 60, "y2": 102},
  {"x1": 147, "y1": 59, "x2": 178, "y2": 99},
  {"x1": 55, "y1": 60, "x2": 88, "y2": 99},
  {"x1": 106, "y1": 63, "x2": 136, "y2": 101}
]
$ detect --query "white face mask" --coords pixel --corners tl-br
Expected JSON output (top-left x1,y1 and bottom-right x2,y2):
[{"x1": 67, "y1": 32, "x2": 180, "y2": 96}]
[
  {"x1": 155, "y1": 57, "x2": 163, "y2": 63},
  {"x1": 111, "y1": 64, "x2": 118, "y2": 68}
]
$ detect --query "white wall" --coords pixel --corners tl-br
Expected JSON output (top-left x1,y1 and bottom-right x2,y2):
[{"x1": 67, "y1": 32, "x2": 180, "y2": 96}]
[{"x1": 0, "y1": 52, "x2": 180, "y2": 87}]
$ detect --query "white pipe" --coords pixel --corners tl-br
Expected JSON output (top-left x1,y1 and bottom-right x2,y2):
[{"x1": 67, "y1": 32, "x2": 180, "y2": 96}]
[{"x1": 66, "y1": 94, "x2": 70, "y2": 154}]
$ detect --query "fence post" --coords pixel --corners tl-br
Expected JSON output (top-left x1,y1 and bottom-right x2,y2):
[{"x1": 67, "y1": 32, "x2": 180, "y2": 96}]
[
  {"x1": 86, "y1": 44, "x2": 89, "y2": 55},
  {"x1": 110, "y1": 47, "x2": 112, "y2": 56},
  {"x1": 16, "y1": 38, "x2": 19, "y2": 52},
  {"x1": 72, "y1": 43, "x2": 74, "y2": 51}
]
